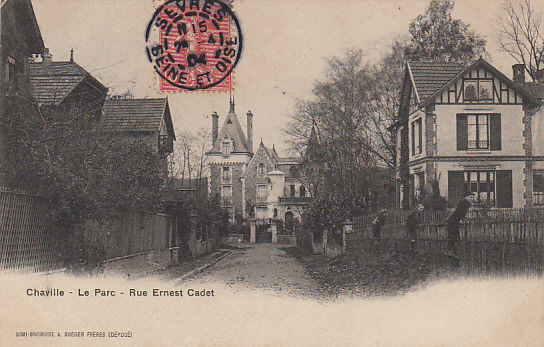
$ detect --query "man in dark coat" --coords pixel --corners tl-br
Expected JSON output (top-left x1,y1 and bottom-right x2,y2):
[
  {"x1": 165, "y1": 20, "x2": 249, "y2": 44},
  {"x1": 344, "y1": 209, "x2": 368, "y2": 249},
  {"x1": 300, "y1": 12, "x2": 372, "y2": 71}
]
[
  {"x1": 446, "y1": 191, "x2": 474, "y2": 256},
  {"x1": 406, "y1": 204, "x2": 424, "y2": 253}
]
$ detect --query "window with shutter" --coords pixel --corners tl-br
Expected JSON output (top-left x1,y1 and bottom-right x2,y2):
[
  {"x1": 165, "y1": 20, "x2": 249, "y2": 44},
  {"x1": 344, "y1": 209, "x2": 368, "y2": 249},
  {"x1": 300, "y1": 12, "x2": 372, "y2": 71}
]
[
  {"x1": 534, "y1": 170, "x2": 544, "y2": 205},
  {"x1": 496, "y1": 170, "x2": 512, "y2": 208},
  {"x1": 411, "y1": 118, "x2": 422, "y2": 156},
  {"x1": 489, "y1": 114, "x2": 501, "y2": 150},
  {"x1": 465, "y1": 170, "x2": 496, "y2": 207},
  {"x1": 457, "y1": 113, "x2": 501, "y2": 151},
  {"x1": 456, "y1": 115, "x2": 468, "y2": 150}
]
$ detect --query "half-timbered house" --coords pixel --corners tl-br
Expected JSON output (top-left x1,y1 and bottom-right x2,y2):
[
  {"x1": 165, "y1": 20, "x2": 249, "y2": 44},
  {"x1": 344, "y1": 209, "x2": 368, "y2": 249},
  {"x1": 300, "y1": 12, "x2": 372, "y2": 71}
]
[{"x1": 394, "y1": 58, "x2": 544, "y2": 208}]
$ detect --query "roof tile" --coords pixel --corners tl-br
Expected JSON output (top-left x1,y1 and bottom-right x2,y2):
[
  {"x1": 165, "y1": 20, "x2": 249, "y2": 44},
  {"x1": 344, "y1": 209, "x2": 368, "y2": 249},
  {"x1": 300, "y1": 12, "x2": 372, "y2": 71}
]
[
  {"x1": 408, "y1": 61, "x2": 464, "y2": 102},
  {"x1": 101, "y1": 98, "x2": 167, "y2": 133},
  {"x1": 29, "y1": 62, "x2": 87, "y2": 105}
]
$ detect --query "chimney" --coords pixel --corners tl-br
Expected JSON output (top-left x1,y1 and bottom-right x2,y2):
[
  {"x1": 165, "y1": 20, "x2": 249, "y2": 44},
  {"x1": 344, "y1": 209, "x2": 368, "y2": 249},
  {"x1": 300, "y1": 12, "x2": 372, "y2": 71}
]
[
  {"x1": 70, "y1": 48, "x2": 74, "y2": 63},
  {"x1": 246, "y1": 110, "x2": 253, "y2": 153},
  {"x1": 512, "y1": 64, "x2": 525, "y2": 83},
  {"x1": 42, "y1": 48, "x2": 53, "y2": 66},
  {"x1": 212, "y1": 111, "x2": 219, "y2": 146}
]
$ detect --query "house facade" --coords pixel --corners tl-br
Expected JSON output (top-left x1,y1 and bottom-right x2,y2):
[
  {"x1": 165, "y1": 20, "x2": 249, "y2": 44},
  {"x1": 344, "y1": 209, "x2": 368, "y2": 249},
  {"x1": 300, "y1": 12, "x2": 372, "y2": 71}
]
[
  {"x1": 0, "y1": 0, "x2": 44, "y2": 184},
  {"x1": 206, "y1": 99, "x2": 310, "y2": 224},
  {"x1": 101, "y1": 98, "x2": 176, "y2": 178},
  {"x1": 394, "y1": 58, "x2": 544, "y2": 209}
]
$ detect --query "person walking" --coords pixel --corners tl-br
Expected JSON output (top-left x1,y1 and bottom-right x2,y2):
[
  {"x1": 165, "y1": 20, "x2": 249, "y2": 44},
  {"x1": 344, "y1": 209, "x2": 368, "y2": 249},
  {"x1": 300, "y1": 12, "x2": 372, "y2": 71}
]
[
  {"x1": 371, "y1": 209, "x2": 387, "y2": 249},
  {"x1": 446, "y1": 191, "x2": 474, "y2": 256},
  {"x1": 406, "y1": 204, "x2": 424, "y2": 253}
]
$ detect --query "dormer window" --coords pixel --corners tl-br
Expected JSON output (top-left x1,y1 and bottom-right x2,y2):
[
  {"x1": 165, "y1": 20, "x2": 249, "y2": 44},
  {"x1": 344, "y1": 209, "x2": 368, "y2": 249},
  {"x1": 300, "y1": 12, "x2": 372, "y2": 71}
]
[
  {"x1": 258, "y1": 163, "x2": 266, "y2": 175},
  {"x1": 222, "y1": 140, "x2": 231, "y2": 155}
]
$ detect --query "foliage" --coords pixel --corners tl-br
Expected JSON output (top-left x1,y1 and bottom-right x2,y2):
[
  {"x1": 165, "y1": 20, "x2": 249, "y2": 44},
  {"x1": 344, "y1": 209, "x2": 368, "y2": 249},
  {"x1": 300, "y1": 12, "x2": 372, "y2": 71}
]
[
  {"x1": 287, "y1": 49, "x2": 400, "y2": 229},
  {"x1": 423, "y1": 178, "x2": 449, "y2": 211},
  {"x1": 304, "y1": 193, "x2": 367, "y2": 236},
  {"x1": 365, "y1": 38, "x2": 408, "y2": 170},
  {"x1": 3, "y1": 102, "x2": 163, "y2": 226},
  {"x1": 64, "y1": 238, "x2": 106, "y2": 273},
  {"x1": 498, "y1": 0, "x2": 544, "y2": 81},
  {"x1": 406, "y1": 0, "x2": 486, "y2": 64},
  {"x1": 286, "y1": 50, "x2": 380, "y2": 207}
]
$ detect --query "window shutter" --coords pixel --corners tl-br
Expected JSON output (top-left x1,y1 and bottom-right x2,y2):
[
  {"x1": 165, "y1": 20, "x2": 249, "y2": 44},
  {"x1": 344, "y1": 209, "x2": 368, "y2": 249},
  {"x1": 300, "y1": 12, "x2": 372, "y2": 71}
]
[
  {"x1": 418, "y1": 119, "x2": 423, "y2": 154},
  {"x1": 448, "y1": 171, "x2": 465, "y2": 206},
  {"x1": 411, "y1": 122, "x2": 415, "y2": 156},
  {"x1": 456, "y1": 114, "x2": 468, "y2": 151},
  {"x1": 490, "y1": 113, "x2": 502, "y2": 151},
  {"x1": 496, "y1": 170, "x2": 512, "y2": 208}
]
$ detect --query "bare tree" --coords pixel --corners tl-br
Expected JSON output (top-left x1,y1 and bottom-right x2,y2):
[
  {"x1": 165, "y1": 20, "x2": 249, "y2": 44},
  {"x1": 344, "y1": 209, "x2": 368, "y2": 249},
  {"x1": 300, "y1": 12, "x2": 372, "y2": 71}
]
[
  {"x1": 170, "y1": 129, "x2": 210, "y2": 194},
  {"x1": 498, "y1": 0, "x2": 544, "y2": 81}
]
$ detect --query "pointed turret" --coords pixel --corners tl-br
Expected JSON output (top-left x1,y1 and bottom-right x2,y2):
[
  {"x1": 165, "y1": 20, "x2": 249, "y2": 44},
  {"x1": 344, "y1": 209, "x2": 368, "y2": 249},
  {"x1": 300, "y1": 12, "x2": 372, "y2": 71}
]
[{"x1": 210, "y1": 98, "x2": 250, "y2": 154}]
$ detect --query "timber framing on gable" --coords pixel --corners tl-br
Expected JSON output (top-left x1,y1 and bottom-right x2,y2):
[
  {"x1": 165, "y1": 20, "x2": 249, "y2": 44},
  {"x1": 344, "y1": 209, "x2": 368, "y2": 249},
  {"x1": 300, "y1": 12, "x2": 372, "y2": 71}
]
[{"x1": 420, "y1": 58, "x2": 542, "y2": 109}]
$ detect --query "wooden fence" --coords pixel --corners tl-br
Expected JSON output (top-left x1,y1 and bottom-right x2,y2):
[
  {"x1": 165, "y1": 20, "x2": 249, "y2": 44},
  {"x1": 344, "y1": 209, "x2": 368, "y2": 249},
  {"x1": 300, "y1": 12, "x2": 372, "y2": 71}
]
[
  {"x1": 349, "y1": 208, "x2": 544, "y2": 274},
  {"x1": 82, "y1": 210, "x2": 172, "y2": 260},
  {"x1": 1, "y1": 187, "x2": 173, "y2": 271},
  {"x1": 0, "y1": 187, "x2": 62, "y2": 273}
]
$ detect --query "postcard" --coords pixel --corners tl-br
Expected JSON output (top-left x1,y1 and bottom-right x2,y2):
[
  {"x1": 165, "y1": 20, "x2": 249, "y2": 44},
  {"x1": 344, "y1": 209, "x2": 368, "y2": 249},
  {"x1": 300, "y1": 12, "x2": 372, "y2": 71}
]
[{"x1": 1, "y1": 0, "x2": 543, "y2": 345}]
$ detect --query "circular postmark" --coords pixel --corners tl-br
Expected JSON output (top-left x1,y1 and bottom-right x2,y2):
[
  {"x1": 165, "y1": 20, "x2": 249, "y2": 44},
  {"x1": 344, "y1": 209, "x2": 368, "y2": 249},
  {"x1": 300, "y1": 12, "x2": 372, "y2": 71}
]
[{"x1": 145, "y1": 0, "x2": 242, "y2": 91}]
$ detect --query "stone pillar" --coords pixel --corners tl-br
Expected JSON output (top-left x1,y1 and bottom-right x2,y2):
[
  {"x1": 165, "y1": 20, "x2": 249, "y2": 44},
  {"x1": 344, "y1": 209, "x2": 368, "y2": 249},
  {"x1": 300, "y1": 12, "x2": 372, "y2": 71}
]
[
  {"x1": 271, "y1": 224, "x2": 278, "y2": 244},
  {"x1": 523, "y1": 106, "x2": 535, "y2": 207},
  {"x1": 342, "y1": 219, "x2": 353, "y2": 254},
  {"x1": 250, "y1": 219, "x2": 256, "y2": 243},
  {"x1": 342, "y1": 229, "x2": 346, "y2": 253},
  {"x1": 425, "y1": 104, "x2": 437, "y2": 195}
]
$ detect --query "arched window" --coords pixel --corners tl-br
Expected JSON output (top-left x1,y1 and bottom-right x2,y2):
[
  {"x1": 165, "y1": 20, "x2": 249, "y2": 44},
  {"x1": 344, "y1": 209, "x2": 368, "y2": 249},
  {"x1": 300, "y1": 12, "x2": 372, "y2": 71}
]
[
  {"x1": 299, "y1": 185, "x2": 306, "y2": 197},
  {"x1": 258, "y1": 163, "x2": 266, "y2": 175}
]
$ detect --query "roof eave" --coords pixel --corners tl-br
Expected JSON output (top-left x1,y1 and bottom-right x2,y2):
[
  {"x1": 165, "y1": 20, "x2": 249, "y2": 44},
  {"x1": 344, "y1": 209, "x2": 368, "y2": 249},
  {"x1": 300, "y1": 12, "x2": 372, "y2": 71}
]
[{"x1": 420, "y1": 58, "x2": 543, "y2": 109}]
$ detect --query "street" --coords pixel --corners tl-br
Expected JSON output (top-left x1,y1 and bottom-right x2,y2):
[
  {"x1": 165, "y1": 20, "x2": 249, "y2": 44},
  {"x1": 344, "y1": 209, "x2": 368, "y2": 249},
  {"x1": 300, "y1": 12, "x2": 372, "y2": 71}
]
[{"x1": 182, "y1": 244, "x2": 320, "y2": 298}]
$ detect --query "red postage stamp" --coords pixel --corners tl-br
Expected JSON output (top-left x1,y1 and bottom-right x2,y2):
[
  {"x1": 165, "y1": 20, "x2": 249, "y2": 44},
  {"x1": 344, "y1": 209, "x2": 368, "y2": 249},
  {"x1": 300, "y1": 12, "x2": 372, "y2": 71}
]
[{"x1": 145, "y1": 0, "x2": 242, "y2": 92}]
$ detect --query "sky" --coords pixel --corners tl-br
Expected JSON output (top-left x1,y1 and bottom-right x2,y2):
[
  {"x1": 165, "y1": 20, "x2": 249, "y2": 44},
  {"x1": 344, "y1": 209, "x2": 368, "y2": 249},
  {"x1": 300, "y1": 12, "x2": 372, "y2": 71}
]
[{"x1": 31, "y1": 0, "x2": 528, "y2": 156}]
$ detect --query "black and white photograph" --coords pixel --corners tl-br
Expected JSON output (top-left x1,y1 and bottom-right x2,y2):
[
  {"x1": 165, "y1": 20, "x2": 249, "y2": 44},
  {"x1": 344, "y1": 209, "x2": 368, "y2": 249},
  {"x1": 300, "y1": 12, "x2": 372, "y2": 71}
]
[{"x1": 1, "y1": 0, "x2": 543, "y2": 345}]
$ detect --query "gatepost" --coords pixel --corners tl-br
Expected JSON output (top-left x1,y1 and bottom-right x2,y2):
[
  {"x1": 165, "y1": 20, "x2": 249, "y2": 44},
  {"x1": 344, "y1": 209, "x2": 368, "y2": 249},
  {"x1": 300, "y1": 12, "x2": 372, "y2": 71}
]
[
  {"x1": 250, "y1": 219, "x2": 256, "y2": 243},
  {"x1": 271, "y1": 223, "x2": 278, "y2": 244},
  {"x1": 342, "y1": 219, "x2": 353, "y2": 253}
]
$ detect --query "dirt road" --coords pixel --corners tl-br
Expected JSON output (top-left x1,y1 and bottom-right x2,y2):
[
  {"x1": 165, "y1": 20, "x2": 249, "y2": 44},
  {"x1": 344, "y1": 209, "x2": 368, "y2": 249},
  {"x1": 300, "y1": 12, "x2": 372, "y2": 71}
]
[{"x1": 182, "y1": 243, "x2": 320, "y2": 297}]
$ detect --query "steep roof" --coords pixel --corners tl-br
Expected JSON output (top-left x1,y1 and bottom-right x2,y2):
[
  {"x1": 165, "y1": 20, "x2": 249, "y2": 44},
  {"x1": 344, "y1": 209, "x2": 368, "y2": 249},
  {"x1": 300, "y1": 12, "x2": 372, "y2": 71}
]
[
  {"x1": 2, "y1": 0, "x2": 44, "y2": 54},
  {"x1": 211, "y1": 100, "x2": 249, "y2": 153},
  {"x1": 408, "y1": 61, "x2": 465, "y2": 103},
  {"x1": 401, "y1": 58, "x2": 543, "y2": 114},
  {"x1": 101, "y1": 98, "x2": 175, "y2": 138},
  {"x1": 29, "y1": 61, "x2": 106, "y2": 106}
]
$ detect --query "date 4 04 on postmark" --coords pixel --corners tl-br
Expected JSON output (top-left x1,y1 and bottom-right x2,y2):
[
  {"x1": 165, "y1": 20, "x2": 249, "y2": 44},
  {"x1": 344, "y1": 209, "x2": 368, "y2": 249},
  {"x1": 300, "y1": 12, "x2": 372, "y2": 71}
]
[{"x1": 145, "y1": 0, "x2": 243, "y2": 92}]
